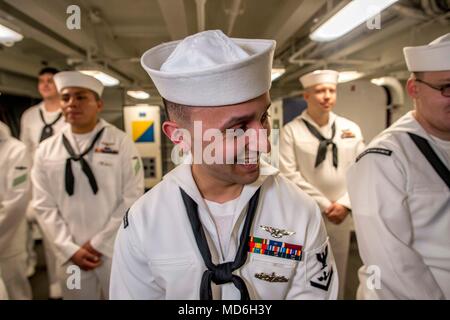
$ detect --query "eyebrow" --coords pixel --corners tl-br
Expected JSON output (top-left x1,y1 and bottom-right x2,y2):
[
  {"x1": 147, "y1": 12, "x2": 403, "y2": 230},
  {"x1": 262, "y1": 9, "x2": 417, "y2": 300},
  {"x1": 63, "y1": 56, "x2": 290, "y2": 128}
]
[
  {"x1": 61, "y1": 89, "x2": 89, "y2": 96},
  {"x1": 220, "y1": 103, "x2": 271, "y2": 130}
]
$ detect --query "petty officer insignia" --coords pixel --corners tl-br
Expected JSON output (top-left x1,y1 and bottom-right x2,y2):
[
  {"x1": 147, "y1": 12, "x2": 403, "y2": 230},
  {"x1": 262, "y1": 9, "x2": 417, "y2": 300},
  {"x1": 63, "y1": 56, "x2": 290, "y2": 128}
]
[{"x1": 310, "y1": 245, "x2": 334, "y2": 291}]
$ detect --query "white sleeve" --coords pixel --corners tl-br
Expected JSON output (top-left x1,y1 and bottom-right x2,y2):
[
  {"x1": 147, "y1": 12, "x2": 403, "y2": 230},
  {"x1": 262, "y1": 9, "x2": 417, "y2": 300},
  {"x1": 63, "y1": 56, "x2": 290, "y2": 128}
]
[
  {"x1": 286, "y1": 205, "x2": 339, "y2": 299},
  {"x1": 20, "y1": 112, "x2": 34, "y2": 158},
  {"x1": 0, "y1": 142, "x2": 30, "y2": 253},
  {"x1": 90, "y1": 136, "x2": 145, "y2": 256},
  {"x1": 31, "y1": 147, "x2": 80, "y2": 262},
  {"x1": 347, "y1": 145, "x2": 445, "y2": 299},
  {"x1": 279, "y1": 125, "x2": 332, "y2": 211},
  {"x1": 336, "y1": 126, "x2": 366, "y2": 210},
  {"x1": 110, "y1": 208, "x2": 164, "y2": 299}
]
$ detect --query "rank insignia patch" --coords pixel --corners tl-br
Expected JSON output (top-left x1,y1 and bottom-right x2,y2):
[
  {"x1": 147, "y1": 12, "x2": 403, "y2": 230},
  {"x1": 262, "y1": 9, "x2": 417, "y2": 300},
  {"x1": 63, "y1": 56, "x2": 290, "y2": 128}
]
[
  {"x1": 356, "y1": 148, "x2": 392, "y2": 162},
  {"x1": 249, "y1": 236, "x2": 302, "y2": 261},
  {"x1": 310, "y1": 245, "x2": 333, "y2": 291},
  {"x1": 123, "y1": 208, "x2": 130, "y2": 229}
]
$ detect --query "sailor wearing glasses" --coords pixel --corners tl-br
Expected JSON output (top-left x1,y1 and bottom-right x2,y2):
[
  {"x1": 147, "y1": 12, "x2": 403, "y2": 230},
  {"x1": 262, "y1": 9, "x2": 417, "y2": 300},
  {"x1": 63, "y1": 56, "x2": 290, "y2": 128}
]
[{"x1": 347, "y1": 33, "x2": 450, "y2": 299}]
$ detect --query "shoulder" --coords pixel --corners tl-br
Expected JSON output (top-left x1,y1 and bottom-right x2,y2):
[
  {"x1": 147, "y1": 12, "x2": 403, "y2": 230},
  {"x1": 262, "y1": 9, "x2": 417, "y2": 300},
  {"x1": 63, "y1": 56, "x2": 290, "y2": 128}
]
[
  {"x1": 272, "y1": 174, "x2": 319, "y2": 210},
  {"x1": 104, "y1": 124, "x2": 131, "y2": 145},
  {"x1": 2, "y1": 136, "x2": 27, "y2": 156},
  {"x1": 335, "y1": 115, "x2": 362, "y2": 133},
  {"x1": 265, "y1": 173, "x2": 323, "y2": 228},
  {"x1": 21, "y1": 105, "x2": 40, "y2": 123},
  {"x1": 34, "y1": 131, "x2": 63, "y2": 160},
  {"x1": 125, "y1": 177, "x2": 178, "y2": 229},
  {"x1": 355, "y1": 129, "x2": 405, "y2": 164},
  {"x1": 283, "y1": 116, "x2": 303, "y2": 130}
]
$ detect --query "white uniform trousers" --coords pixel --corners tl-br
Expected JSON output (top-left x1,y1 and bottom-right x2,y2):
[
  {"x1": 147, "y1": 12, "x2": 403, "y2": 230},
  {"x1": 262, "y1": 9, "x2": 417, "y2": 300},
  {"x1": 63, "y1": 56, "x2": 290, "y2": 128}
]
[
  {"x1": 0, "y1": 251, "x2": 32, "y2": 299},
  {"x1": 41, "y1": 228, "x2": 63, "y2": 298},
  {"x1": 324, "y1": 215, "x2": 352, "y2": 300}
]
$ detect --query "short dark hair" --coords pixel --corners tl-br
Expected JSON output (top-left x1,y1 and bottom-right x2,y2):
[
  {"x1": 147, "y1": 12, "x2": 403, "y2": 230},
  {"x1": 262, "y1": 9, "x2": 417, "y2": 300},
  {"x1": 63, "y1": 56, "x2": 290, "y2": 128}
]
[
  {"x1": 413, "y1": 72, "x2": 424, "y2": 80},
  {"x1": 162, "y1": 98, "x2": 191, "y2": 122},
  {"x1": 38, "y1": 67, "x2": 59, "y2": 76}
]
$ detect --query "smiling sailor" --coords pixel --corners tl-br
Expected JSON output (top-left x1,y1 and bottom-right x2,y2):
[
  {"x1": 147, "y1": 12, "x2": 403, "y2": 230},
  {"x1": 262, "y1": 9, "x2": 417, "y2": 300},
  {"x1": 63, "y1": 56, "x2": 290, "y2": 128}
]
[
  {"x1": 347, "y1": 33, "x2": 450, "y2": 299},
  {"x1": 279, "y1": 69, "x2": 365, "y2": 299},
  {"x1": 110, "y1": 30, "x2": 338, "y2": 300},
  {"x1": 31, "y1": 71, "x2": 144, "y2": 299}
]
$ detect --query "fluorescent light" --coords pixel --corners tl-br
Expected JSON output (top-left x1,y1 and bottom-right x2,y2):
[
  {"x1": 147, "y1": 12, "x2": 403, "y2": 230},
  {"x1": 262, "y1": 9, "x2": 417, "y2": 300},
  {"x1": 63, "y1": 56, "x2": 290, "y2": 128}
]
[
  {"x1": 338, "y1": 71, "x2": 365, "y2": 83},
  {"x1": 0, "y1": 23, "x2": 23, "y2": 45},
  {"x1": 271, "y1": 68, "x2": 286, "y2": 81},
  {"x1": 371, "y1": 78, "x2": 385, "y2": 86},
  {"x1": 127, "y1": 90, "x2": 150, "y2": 100},
  {"x1": 80, "y1": 70, "x2": 120, "y2": 87},
  {"x1": 310, "y1": 0, "x2": 399, "y2": 42}
]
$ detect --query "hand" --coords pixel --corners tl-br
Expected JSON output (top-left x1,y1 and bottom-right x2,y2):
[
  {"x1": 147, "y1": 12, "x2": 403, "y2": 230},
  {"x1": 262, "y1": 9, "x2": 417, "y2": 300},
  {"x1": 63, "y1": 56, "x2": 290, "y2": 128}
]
[
  {"x1": 82, "y1": 241, "x2": 103, "y2": 258},
  {"x1": 324, "y1": 203, "x2": 349, "y2": 225},
  {"x1": 70, "y1": 247, "x2": 102, "y2": 271}
]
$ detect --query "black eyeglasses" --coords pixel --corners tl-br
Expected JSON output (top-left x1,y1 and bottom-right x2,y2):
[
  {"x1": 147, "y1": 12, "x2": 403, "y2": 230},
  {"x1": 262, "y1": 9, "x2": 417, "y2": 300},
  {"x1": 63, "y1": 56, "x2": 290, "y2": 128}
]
[{"x1": 415, "y1": 78, "x2": 450, "y2": 97}]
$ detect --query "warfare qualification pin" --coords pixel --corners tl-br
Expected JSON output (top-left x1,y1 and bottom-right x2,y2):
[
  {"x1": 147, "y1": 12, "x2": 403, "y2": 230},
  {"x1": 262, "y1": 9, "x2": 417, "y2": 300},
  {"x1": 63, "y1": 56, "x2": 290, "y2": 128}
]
[{"x1": 260, "y1": 225, "x2": 295, "y2": 239}]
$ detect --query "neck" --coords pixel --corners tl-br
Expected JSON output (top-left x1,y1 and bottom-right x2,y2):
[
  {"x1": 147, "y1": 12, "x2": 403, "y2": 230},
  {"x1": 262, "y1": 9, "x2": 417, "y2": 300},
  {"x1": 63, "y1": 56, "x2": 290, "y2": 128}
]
[
  {"x1": 306, "y1": 108, "x2": 330, "y2": 127},
  {"x1": 191, "y1": 164, "x2": 243, "y2": 203},
  {"x1": 413, "y1": 111, "x2": 450, "y2": 141},
  {"x1": 43, "y1": 96, "x2": 61, "y2": 112},
  {"x1": 71, "y1": 120, "x2": 99, "y2": 134}
]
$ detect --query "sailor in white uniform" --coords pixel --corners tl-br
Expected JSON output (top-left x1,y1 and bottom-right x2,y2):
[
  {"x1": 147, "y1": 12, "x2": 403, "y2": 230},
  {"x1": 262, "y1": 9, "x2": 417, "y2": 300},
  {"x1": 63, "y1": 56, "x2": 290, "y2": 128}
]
[
  {"x1": 279, "y1": 70, "x2": 365, "y2": 298},
  {"x1": 110, "y1": 30, "x2": 338, "y2": 300},
  {"x1": 347, "y1": 33, "x2": 450, "y2": 299},
  {"x1": 31, "y1": 71, "x2": 144, "y2": 299},
  {"x1": 20, "y1": 67, "x2": 65, "y2": 298},
  {"x1": 0, "y1": 121, "x2": 32, "y2": 299}
]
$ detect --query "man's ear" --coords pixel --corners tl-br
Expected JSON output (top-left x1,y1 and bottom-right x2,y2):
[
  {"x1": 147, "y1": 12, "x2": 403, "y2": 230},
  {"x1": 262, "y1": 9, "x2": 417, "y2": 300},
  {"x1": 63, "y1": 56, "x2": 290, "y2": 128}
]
[
  {"x1": 303, "y1": 89, "x2": 310, "y2": 101},
  {"x1": 162, "y1": 121, "x2": 191, "y2": 151},
  {"x1": 406, "y1": 76, "x2": 419, "y2": 99},
  {"x1": 97, "y1": 99, "x2": 104, "y2": 113}
]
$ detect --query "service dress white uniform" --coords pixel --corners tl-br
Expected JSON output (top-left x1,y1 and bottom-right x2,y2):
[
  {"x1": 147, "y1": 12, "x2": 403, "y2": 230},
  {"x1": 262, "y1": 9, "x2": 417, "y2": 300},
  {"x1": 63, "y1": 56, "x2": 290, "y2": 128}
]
[
  {"x1": 20, "y1": 101, "x2": 66, "y2": 297},
  {"x1": 0, "y1": 122, "x2": 32, "y2": 299},
  {"x1": 279, "y1": 110, "x2": 365, "y2": 298},
  {"x1": 32, "y1": 119, "x2": 144, "y2": 299},
  {"x1": 110, "y1": 161, "x2": 339, "y2": 300},
  {"x1": 347, "y1": 111, "x2": 450, "y2": 299},
  {"x1": 20, "y1": 102, "x2": 66, "y2": 158}
]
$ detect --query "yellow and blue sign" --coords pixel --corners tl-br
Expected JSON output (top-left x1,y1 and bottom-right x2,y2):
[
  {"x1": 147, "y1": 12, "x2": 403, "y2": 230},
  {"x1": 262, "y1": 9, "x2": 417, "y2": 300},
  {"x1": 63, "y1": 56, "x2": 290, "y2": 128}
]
[{"x1": 132, "y1": 120, "x2": 154, "y2": 143}]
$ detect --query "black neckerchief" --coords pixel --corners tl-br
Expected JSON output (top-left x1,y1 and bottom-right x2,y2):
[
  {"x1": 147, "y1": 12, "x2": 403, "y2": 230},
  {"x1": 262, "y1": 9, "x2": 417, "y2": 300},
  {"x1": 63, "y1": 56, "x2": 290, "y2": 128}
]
[
  {"x1": 180, "y1": 187, "x2": 261, "y2": 300},
  {"x1": 39, "y1": 109, "x2": 63, "y2": 142},
  {"x1": 302, "y1": 119, "x2": 338, "y2": 168},
  {"x1": 408, "y1": 132, "x2": 450, "y2": 189},
  {"x1": 62, "y1": 127, "x2": 105, "y2": 196}
]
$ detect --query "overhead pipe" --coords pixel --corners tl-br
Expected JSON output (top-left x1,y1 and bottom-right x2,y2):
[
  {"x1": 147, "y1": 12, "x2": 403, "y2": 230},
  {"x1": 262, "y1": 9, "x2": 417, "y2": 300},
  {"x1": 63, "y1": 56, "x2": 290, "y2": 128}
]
[
  {"x1": 226, "y1": 0, "x2": 243, "y2": 36},
  {"x1": 196, "y1": 0, "x2": 207, "y2": 32}
]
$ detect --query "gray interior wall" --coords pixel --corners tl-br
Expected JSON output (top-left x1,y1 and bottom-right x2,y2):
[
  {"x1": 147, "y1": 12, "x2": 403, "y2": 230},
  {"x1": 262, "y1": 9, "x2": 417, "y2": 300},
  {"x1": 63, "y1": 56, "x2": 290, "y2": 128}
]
[{"x1": 334, "y1": 80, "x2": 387, "y2": 143}]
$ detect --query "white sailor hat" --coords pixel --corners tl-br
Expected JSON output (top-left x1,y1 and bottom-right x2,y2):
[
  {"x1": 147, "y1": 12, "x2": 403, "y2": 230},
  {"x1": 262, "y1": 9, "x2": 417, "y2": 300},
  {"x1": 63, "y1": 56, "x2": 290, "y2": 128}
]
[
  {"x1": 403, "y1": 33, "x2": 450, "y2": 72},
  {"x1": 299, "y1": 70, "x2": 339, "y2": 88},
  {"x1": 53, "y1": 71, "x2": 104, "y2": 97},
  {"x1": 141, "y1": 30, "x2": 276, "y2": 107}
]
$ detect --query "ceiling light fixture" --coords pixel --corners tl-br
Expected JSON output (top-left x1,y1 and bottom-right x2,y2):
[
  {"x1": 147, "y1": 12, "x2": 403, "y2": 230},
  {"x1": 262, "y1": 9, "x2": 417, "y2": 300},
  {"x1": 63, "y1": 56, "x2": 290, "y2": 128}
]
[
  {"x1": 79, "y1": 70, "x2": 120, "y2": 87},
  {"x1": 271, "y1": 68, "x2": 286, "y2": 81},
  {"x1": 338, "y1": 71, "x2": 365, "y2": 83},
  {"x1": 0, "y1": 23, "x2": 23, "y2": 46},
  {"x1": 310, "y1": 0, "x2": 399, "y2": 42},
  {"x1": 127, "y1": 90, "x2": 150, "y2": 100}
]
